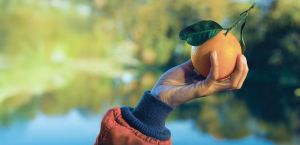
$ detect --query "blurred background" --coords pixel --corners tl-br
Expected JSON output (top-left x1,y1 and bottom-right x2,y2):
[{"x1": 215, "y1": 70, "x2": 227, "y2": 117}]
[{"x1": 0, "y1": 0, "x2": 299, "y2": 145}]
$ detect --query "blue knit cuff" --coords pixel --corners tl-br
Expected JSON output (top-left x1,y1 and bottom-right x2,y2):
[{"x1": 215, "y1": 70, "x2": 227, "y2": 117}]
[{"x1": 121, "y1": 91, "x2": 173, "y2": 140}]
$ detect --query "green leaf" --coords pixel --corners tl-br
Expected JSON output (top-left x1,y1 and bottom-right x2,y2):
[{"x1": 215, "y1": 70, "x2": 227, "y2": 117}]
[{"x1": 179, "y1": 20, "x2": 223, "y2": 46}]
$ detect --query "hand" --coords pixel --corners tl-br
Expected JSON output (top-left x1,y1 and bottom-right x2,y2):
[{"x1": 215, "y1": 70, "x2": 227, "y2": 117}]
[{"x1": 151, "y1": 51, "x2": 249, "y2": 108}]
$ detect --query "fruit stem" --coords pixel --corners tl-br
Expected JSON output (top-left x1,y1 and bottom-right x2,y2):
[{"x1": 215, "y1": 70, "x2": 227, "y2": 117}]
[{"x1": 224, "y1": 3, "x2": 255, "y2": 35}]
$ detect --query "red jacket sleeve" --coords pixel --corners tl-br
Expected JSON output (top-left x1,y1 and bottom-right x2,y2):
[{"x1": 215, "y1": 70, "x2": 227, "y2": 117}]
[{"x1": 94, "y1": 107, "x2": 172, "y2": 145}]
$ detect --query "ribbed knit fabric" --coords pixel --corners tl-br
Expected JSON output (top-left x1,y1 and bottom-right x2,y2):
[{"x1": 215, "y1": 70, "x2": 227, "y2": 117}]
[{"x1": 121, "y1": 91, "x2": 173, "y2": 140}]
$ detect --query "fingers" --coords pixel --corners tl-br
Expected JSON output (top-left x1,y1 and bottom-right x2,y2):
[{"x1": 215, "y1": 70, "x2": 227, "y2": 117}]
[
  {"x1": 237, "y1": 55, "x2": 249, "y2": 88},
  {"x1": 190, "y1": 51, "x2": 219, "y2": 97},
  {"x1": 229, "y1": 55, "x2": 244, "y2": 88},
  {"x1": 191, "y1": 54, "x2": 248, "y2": 98},
  {"x1": 229, "y1": 54, "x2": 249, "y2": 89},
  {"x1": 206, "y1": 51, "x2": 219, "y2": 83}
]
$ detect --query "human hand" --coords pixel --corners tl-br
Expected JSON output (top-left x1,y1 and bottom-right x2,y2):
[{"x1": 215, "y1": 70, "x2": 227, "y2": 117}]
[{"x1": 151, "y1": 51, "x2": 249, "y2": 108}]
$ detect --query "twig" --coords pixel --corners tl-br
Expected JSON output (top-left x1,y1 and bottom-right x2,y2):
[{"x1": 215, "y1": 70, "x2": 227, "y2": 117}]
[{"x1": 224, "y1": 3, "x2": 255, "y2": 35}]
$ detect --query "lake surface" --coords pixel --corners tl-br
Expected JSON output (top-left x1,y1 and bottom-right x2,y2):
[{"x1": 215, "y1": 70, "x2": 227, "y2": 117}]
[
  {"x1": 0, "y1": 108, "x2": 275, "y2": 145},
  {"x1": 0, "y1": 70, "x2": 297, "y2": 145}
]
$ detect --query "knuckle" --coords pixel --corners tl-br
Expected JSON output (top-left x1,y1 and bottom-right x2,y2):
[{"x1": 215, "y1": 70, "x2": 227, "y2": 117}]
[
  {"x1": 238, "y1": 66, "x2": 244, "y2": 72},
  {"x1": 230, "y1": 83, "x2": 235, "y2": 88},
  {"x1": 244, "y1": 66, "x2": 249, "y2": 73},
  {"x1": 231, "y1": 83, "x2": 238, "y2": 89},
  {"x1": 245, "y1": 68, "x2": 249, "y2": 74}
]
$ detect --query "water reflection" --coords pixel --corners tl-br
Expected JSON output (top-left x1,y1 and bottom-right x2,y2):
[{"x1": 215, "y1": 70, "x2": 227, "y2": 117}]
[
  {"x1": 0, "y1": 71, "x2": 298, "y2": 145},
  {"x1": 169, "y1": 120, "x2": 274, "y2": 145},
  {"x1": 0, "y1": 108, "x2": 274, "y2": 145}
]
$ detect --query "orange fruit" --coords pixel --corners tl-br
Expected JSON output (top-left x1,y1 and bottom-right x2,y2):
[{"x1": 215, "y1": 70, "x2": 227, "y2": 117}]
[{"x1": 191, "y1": 30, "x2": 242, "y2": 79}]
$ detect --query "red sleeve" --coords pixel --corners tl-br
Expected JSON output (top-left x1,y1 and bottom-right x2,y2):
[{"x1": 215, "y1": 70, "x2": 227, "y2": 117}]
[{"x1": 94, "y1": 107, "x2": 172, "y2": 145}]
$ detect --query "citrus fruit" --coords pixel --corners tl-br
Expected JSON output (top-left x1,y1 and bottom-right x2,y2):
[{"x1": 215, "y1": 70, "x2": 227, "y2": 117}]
[{"x1": 191, "y1": 30, "x2": 242, "y2": 79}]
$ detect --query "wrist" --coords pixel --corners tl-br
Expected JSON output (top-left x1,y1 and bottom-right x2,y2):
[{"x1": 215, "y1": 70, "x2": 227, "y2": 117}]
[{"x1": 150, "y1": 88, "x2": 175, "y2": 108}]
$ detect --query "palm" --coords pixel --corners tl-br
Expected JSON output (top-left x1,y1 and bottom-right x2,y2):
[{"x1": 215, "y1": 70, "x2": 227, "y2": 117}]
[
  {"x1": 156, "y1": 60, "x2": 204, "y2": 86},
  {"x1": 151, "y1": 51, "x2": 249, "y2": 107},
  {"x1": 151, "y1": 60, "x2": 209, "y2": 107}
]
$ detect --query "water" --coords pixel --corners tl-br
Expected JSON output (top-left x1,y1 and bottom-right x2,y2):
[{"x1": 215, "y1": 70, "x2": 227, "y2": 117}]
[
  {"x1": 0, "y1": 109, "x2": 275, "y2": 145},
  {"x1": 0, "y1": 70, "x2": 296, "y2": 145},
  {"x1": 1, "y1": 62, "x2": 298, "y2": 145},
  {"x1": 0, "y1": 110, "x2": 100, "y2": 145},
  {"x1": 169, "y1": 120, "x2": 274, "y2": 145}
]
